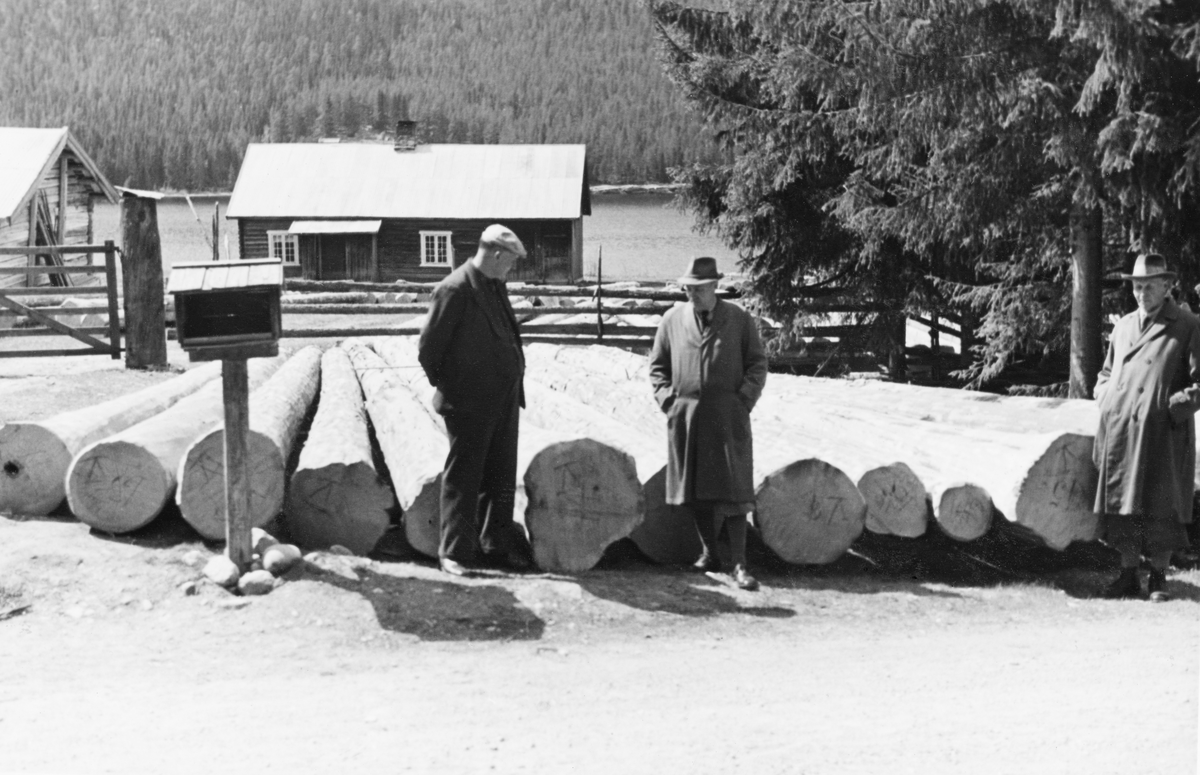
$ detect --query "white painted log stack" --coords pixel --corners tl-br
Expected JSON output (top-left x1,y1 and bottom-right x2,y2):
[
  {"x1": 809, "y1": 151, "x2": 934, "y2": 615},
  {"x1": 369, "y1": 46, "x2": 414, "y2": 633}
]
[
  {"x1": 286, "y1": 347, "x2": 396, "y2": 555},
  {"x1": 65, "y1": 355, "x2": 286, "y2": 533},
  {"x1": 372, "y1": 336, "x2": 645, "y2": 572},
  {"x1": 344, "y1": 341, "x2": 447, "y2": 559},
  {"x1": 175, "y1": 346, "x2": 323, "y2": 541},
  {"x1": 0, "y1": 362, "x2": 221, "y2": 516}
]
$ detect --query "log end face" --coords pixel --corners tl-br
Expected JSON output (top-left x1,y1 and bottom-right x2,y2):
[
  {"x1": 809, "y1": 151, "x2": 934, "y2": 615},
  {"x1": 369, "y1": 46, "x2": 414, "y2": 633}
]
[
  {"x1": 523, "y1": 439, "x2": 644, "y2": 573},
  {"x1": 177, "y1": 431, "x2": 285, "y2": 541},
  {"x1": 629, "y1": 471, "x2": 703, "y2": 565},
  {"x1": 755, "y1": 458, "x2": 866, "y2": 565},
  {"x1": 934, "y1": 483, "x2": 994, "y2": 542},
  {"x1": 287, "y1": 462, "x2": 395, "y2": 555},
  {"x1": 858, "y1": 463, "x2": 929, "y2": 538},
  {"x1": 0, "y1": 423, "x2": 72, "y2": 516},
  {"x1": 66, "y1": 440, "x2": 171, "y2": 533},
  {"x1": 1014, "y1": 433, "x2": 1100, "y2": 550}
]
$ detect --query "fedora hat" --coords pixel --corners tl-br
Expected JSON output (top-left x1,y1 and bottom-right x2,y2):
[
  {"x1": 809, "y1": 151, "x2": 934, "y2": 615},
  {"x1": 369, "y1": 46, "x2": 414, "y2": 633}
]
[
  {"x1": 677, "y1": 256, "x2": 723, "y2": 285},
  {"x1": 480, "y1": 224, "x2": 527, "y2": 258},
  {"x1": 1120, "y1": 253, "x2": 1176, "y2": 280}
]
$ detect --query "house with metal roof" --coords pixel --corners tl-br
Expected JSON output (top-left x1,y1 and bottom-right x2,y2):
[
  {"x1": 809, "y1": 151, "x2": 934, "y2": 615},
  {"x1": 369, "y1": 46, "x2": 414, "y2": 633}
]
[
  {"x1": 0, "y1": 127, "x2": 119, "y2": 288},
  {"x1": 226, "y1": 127, "x2": 591, "y2": 284}
]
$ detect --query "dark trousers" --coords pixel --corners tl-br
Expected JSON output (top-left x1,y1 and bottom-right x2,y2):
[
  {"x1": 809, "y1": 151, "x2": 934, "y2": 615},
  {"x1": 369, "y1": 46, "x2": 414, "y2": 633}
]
[{"x1": 439, "y1": 389, "x2": 521, "y2": 563}]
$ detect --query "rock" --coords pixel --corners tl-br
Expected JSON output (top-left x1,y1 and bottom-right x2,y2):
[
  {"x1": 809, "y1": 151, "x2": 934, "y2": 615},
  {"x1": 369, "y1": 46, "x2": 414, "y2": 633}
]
[
  {"x1": 139, "y1": 600, "x2": 153, "y2": 611},
  {"x1": 203, "y1": 555, "x2": 240, "y2": 588},
  {"x1": 328, "y1": 544, "x2": 354, "y2": 556},
  {"x1": 181, "y1": 550, "x2": 207, "y2": 568},
  {"x1": 251, "y1": 527, "x2": 279, "y2": 555},
  {"x1": 215, "y1": 597, "x2": 251, "y2": 610},
  {"x1": 262, "y1": 544, "x2": 302, "y2": 576},
  {"x1": 237, "y1": 570, "x2": 277, "y2": 596},
  {"x1": 179, "y1": 580, "x2": 199, "y2": 596}
]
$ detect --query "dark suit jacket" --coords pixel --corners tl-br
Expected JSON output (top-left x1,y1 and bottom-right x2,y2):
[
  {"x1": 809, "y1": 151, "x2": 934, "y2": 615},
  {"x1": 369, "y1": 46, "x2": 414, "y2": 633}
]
[{"x1": 418, "y1": 261, "x2": 525, "y2": 416}]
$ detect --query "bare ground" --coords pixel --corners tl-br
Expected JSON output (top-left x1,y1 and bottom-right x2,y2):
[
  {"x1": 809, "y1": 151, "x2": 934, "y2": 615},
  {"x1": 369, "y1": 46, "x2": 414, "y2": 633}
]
[{"x1": 0, "y1": 345, "x2": 1198, "y2": 775}]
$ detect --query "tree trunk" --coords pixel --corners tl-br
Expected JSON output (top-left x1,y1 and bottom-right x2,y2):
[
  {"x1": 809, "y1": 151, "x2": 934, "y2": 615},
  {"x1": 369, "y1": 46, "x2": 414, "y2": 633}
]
[
  {"x1": 176, "y1": 347, "x2": 322, "y2": 540},
  {"x1": 286, "y1": 347, "x2": 396, "y2": 555},
  {"x1": 343, "y1": 341, "x2": 447, "y2": 559},
  {"x1": 371, "y1": 336, "x2": 646, "y2": 571},
  {"x1": 1069, "y1": 201, "x2": 1103, "y2": 400},
  {"x1": 120, "y1": 196, "x2": 167, "y2": 370},
  {"x1": 0, "y1": 362, "x2": 220, "y2": 516},
  {"x1": 65, "y1": 355, "x2": 285, "y2": 533}
]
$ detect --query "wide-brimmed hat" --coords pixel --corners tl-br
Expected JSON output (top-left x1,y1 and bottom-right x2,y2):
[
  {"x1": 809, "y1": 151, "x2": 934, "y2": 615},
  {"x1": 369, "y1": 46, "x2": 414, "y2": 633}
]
[
  {"x1": 677, "y1": 256, "x2": 723, "y2": 285},
  {"x1": 1120, "y1": 253, "x2": 1176, "y2": 280},
  {"x1": 480, "y1": 224, "x2": 527, "y2": 258}
]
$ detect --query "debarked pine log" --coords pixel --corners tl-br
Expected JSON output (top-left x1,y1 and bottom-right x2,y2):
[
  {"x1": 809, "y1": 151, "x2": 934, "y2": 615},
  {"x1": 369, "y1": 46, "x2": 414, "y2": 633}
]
[
  {"x1": 175, "y1": 347, "x2": 322, "y2": 540},
  {"x1": 286, "y1": 347, "x2": 396, "y2": 555},
  {"x1": 763, "y1": 383, "x2": 1100, "y2": 549},
  {"x1": 344, "y1": 341, "x2": 446, "y2": 559},
  {"x1": 525, "y1": 342, "x2": 871, "y2": 564},
  {"x1": 0, "y1": 362, "x2": 221, "y2": 516},
  {"x1": 64, "y1": 355, "x2": 286, "y2": 533},
  {"x1": 372, "y1": 336, "x2": 645, "y2": 572}
]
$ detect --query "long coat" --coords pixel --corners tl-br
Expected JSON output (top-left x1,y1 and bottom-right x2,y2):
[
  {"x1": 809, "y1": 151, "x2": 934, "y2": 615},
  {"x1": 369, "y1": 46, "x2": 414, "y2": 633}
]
[
  {"x1": 1093, "y1": 298, "x2": 1200, "y2": 522},
  {"x1": 418, "y1": 261, "x2": 525, "y2": 416},
  {"x1": 649, "y1": 298, "x2": 768, "y2": 505}
]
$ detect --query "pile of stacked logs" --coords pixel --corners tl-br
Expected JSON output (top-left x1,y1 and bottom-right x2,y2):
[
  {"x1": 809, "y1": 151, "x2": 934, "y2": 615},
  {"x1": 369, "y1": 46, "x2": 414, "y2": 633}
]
[{"x1": 0, "y1": 338, "x2": 1110, "y2": 575}]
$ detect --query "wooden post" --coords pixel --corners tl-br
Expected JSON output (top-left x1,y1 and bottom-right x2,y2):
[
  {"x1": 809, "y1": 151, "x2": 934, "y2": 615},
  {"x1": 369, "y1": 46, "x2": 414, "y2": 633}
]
[
  {"x1": 222, "y1": 359, "x2": 253, "y2": 571},
  {"x1": 930, "y1": 314, "x2": 941, "y2": 381},
  {"x1": 26, "y1": 197, "x2": 36, "y2": 288},
  {"x1": 119, "y1": 195, "x2": 167, "y2": 368},
  {"x1": 212, "y1": 202, "x2": 220, "y2": 262},
  {"x1": 595, "y1": 246, "x2": 604, "y2": 341},
  {"x1": 103, "y1": 241, "x2": 121, "y2": 360},
  {"x1": 57, "y1": 157, "x2": 68, "y2": 245}
]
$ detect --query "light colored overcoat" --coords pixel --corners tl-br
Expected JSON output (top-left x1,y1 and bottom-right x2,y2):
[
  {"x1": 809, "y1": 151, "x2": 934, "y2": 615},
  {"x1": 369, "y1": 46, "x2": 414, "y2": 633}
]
[
  {"x1": 649, "y1": 298, "x2": 768, "y2": 505},
  {"x1": 1093, "y1": 298, "x2": 1200, "y2": 522}
]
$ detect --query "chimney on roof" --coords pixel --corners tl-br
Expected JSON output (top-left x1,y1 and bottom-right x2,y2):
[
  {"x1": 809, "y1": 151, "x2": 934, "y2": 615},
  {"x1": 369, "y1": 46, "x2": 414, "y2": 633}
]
[{"x1": 394, "y1": 120, "x2": 418, "y2": 152}]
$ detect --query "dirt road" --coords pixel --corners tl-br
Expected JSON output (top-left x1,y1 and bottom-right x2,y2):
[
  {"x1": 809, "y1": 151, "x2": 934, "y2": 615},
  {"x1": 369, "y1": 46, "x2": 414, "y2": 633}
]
[{"x1": 0, "y1": 349, "x2": 1197, "y2": 774}]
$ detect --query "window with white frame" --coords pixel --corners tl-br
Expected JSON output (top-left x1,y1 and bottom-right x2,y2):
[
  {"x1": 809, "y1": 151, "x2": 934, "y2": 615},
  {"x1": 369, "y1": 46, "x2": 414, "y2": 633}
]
[
  {"x1": 420, "y1": 231, "x2": 453, "y2": 267},
  {"x1": 267, "y1": 231, "x2": 299, "y2": 265}
]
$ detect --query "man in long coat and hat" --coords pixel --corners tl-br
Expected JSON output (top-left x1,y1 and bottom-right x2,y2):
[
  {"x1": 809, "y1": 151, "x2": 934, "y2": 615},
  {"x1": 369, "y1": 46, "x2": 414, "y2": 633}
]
[
  {"x1": 1094, "y1": 252, "x2": 1200, "y2": 601},
  {"x1": 649, "y1": 257, "x2": 769, "y2": 590}
]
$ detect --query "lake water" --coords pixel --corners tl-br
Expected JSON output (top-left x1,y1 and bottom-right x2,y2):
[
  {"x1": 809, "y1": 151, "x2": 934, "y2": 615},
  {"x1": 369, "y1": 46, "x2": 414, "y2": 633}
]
[{"x1": 93, "y1": 192, "x2": 740, "y2": 283}]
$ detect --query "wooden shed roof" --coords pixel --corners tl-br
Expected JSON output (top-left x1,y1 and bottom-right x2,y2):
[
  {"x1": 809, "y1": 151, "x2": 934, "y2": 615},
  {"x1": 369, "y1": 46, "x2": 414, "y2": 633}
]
[
  {"x1": 166, "y1": 259, "x2": 284, "y2": 293},
  {"x1": 0, "y1": 127, "x2": 119, "y2": 223},
  {"x1": 226, "y1": 143, "x2": 590, "y2": 221}
]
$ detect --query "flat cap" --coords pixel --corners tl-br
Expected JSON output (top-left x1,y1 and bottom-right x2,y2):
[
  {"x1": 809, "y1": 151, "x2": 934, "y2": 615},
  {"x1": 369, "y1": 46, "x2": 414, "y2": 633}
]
[{"x1": 480, "y1": 224, "x2": 527, "y2": 258}]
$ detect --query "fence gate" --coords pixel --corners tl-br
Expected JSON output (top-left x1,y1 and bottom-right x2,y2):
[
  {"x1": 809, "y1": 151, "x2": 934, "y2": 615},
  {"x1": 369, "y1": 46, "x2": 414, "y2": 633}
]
[{"x1": 0, "y1": 241, "x2": 122, "y2": 358}]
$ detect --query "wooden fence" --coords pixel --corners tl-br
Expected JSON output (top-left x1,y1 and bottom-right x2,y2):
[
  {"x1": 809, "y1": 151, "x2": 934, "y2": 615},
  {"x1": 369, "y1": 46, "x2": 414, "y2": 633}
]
[{"x1": 0, "y1": 242, "x2": 121, "y2": 359}]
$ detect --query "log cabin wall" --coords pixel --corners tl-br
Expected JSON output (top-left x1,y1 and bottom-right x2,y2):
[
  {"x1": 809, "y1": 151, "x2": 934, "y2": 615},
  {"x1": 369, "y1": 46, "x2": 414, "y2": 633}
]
[
  {"x1": 0, "y1": 150, "x2": 101, "y2": 289},
  {"x1": 238, "y1": 216, "x2": 580, "y2": 284}
]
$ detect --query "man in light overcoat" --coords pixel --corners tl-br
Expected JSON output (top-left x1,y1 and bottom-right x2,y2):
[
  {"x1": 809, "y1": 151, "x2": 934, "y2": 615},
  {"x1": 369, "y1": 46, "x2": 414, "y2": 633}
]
[
  {"x1": 1094, "y1": 253, "x2": 1200, "y2": 601},
  {"x1": 649, "y1": 257, "x2": 768, "y2": 590}
]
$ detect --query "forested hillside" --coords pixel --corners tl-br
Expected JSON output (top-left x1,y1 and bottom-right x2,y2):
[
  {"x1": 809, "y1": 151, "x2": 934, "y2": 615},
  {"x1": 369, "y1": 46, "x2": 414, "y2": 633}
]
[{"x1": 0, "y1": 0, "x2": 718, "y2": 190}]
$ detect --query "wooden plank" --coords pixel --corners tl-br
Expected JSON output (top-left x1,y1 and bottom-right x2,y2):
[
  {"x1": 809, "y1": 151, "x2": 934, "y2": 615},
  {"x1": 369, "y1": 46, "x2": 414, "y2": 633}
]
[
  {"x1": 0, "y1": 348, "x2": 124, "y2": 358},
  {"x1": 0, "y1": 286, "x2": 111, "y2": 296},
  {"x1": 203, "y1": 265, "x2": 229, "y2": 292},
  {"x1": 57, "y1": 157, "x2": 68, "y2": 244},
  {"x1": 0, "y1": 327, "x2": 114, "y2": 338},
  {"x1": 0, "y1": 245, "x2": 118, "y2": 255},
  {"x1": 0, "y1": 266, "x2": 109, "y2": 275},
  {"x1": 0, "y1": 306, "x2": 111, "y2": 316},
  {"x1": 104, "y1": 242, "x2": 121, "y2": 359},
  {"x1": 0, "y1": 295, "x2": 112, "y2": 351}
]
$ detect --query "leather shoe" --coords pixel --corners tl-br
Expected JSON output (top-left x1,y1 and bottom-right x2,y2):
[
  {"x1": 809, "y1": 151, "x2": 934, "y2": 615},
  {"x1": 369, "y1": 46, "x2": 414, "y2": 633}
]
[
  {"x1": 733, "y1": 565, "x2": 759, "y2": 591},
  {"x1": 439, "y1": 558, "x2": 474, "y2": 577},
  {"x1": 1148, "y1": 569, "x2": 1170, "y2": 603},
  {"x1": 1102, "y1": 567, "x2": 1142, "y2": 600},
  {"x1": 692, "y1": 552, "x2": 720, "y2": 573}
]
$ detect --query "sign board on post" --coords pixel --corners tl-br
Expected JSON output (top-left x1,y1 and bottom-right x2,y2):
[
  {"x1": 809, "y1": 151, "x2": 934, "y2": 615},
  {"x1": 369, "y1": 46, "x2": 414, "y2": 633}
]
[{"x1": 166, "y1": 259, "x2": 283, "y2": 571}]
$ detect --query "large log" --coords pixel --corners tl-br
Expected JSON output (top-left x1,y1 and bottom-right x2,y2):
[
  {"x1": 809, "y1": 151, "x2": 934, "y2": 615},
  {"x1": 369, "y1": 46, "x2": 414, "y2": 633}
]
[
  {"x1": 343, "y1": 341, "x2": 447, "y2": 559},
  {"x1": 372, "y1": 336, "x2": 645, "y2": 572},
  {"x1": 286, "y1": 348, "x2": 396, "y2": 554},
  {"x1": 523, "y1": 343, "x2": 870, "y2": 564},
  {"x1": 175, "y1": 347, "x2": 323, "y2": 540},
  {"x1": 64, "y1": 355, "x2": 286, "y2": 533},
  {"x1": 0, "y1": 362, "x2": 221, "y2": 516}
]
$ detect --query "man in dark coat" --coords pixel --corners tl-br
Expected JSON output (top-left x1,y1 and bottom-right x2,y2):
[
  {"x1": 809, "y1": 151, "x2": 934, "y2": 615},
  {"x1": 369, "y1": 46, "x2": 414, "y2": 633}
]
[
  {"x1": 1094, "y1": 253, "x2": 1200, "y2": 601},
  {"x1": 649, "y1": 257, "x2": 768, "y2": 590},
  {"x1": 418, "y1": 224, "x2": 533, "y2": 576}
]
